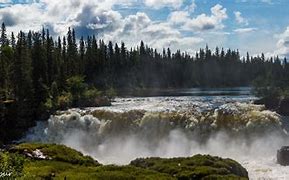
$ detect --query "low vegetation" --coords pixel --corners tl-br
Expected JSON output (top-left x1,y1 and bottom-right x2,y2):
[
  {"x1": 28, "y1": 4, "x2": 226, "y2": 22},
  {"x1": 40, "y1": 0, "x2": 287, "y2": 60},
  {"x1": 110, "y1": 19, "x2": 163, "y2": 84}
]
[
  {"x1": 0, "y1": 143, "x2": 248, "y2": 179},
  {"x1": 131, "y1": 155, "x2": 248, "y2": 179},
  {"x1": 253, "y1": 66, "x2": 289, "y2": 115}
]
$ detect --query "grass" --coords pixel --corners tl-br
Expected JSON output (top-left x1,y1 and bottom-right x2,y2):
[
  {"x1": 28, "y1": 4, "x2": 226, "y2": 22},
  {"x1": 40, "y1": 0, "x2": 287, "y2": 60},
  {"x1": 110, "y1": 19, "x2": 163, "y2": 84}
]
[
  {"x1": 0, "y1": 143, "x2": 248, "y2": 180},
  {"x1": 9, "y1": 143, "x2": 98, "y2": 166},
  {"x1": 130, "y1": 154, "x2": 248, "y2": 179}
]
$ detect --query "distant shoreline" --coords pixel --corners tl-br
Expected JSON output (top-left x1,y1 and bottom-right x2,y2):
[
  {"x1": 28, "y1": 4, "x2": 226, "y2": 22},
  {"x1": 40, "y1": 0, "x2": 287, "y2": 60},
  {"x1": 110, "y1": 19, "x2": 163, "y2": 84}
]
[{"x1": 116, "y1": 86, "x2": 253, "y2": 97}]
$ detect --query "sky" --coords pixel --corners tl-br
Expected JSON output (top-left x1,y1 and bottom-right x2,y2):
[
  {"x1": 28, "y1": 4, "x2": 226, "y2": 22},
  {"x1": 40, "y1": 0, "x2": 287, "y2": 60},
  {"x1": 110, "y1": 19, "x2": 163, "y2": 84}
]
[{"x1": 0, "y1": 0, "x2": 289, "y2": 57}]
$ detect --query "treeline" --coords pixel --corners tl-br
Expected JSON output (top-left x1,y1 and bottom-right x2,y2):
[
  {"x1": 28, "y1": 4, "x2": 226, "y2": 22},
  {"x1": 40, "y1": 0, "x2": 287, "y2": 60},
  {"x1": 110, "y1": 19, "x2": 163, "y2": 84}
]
[
  {"x1": 1, "y1": 24, "x2": 288, "y2": 100},
  {"x1": 1, "y1": 23, "x2": 289, "y2": 143}
]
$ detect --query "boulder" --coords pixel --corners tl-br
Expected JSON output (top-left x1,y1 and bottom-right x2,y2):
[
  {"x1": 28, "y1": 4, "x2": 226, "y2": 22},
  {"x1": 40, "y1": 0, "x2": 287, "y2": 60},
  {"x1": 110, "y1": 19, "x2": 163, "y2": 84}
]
[
  {"x1": 278, "y1": 98, "x2": 289, "y2": 116},
  {"x1": 254, "y1": 97, "x2": 279, "y2": 110},
  {"x1": 277, "y1": 146, "x2": 289, "y2": 166},
  {"x1": 254, "y1": 97, "x2": 289, "y2": 116},
  {"x1": 94, "y1": 96, "x2": 111, "y2": 107},
  {"x1": 79, "y1": 96, "x2": 111, "y2": 107}
]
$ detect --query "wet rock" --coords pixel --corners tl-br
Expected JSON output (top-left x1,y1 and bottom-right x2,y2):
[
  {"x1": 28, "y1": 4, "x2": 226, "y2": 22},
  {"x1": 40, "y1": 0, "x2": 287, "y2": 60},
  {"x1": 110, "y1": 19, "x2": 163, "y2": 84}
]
[
  {"x1": 79, "y1": 96, "x2": 111, "y2": 107},
  {"x1": 277, "y1": 146, "x2": 289, "y2": 166},
  {"x1": 23, "y1": 149, "x2": 50, "y2": 160},
  {"x1": 254, "y1": 97, "x2": 279, "y2": 110},
  {"x1": 278, "y1": 98, "x2": 289, "y2": 116},
  {"x1": 254, "y1": 97, "x2": 289, "y2": 116}
]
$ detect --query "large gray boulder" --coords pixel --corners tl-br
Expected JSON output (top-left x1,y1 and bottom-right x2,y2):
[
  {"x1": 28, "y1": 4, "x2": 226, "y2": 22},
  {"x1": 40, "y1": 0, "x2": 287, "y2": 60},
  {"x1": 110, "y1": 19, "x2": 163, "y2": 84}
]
[{"x1": 277, "y1": 146, "x2": 289, "y2": 166}]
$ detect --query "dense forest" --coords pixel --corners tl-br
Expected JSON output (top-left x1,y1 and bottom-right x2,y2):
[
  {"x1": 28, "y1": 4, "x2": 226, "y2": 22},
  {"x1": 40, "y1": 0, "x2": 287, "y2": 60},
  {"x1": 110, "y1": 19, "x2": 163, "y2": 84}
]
[{"x1": 0, "y1": 22, "x2": 289, "y2": 144}]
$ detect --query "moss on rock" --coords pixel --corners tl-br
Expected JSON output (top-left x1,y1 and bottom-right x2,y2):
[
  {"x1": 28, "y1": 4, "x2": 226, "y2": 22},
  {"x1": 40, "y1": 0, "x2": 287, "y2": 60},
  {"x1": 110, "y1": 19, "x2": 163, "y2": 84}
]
[
  {"x1": 1, "y1": 143, "x2": 248, "y2": 180},
  {"x1": 130, "y1": 154, "x2": 249, "y2": 179},
  {"x1": 9, "y1": 143, "x2": 99, "y2": 166}
]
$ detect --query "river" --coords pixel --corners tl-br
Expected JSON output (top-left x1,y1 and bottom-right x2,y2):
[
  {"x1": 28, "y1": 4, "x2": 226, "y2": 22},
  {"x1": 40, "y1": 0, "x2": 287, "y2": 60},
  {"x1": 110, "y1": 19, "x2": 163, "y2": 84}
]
[{"x1": 24, "y1": 87, "x2": 289, "y2": 179}]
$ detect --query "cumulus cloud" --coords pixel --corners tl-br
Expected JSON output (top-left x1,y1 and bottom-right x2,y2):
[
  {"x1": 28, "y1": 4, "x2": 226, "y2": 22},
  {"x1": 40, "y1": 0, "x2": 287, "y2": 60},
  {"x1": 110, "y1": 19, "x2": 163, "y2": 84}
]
[
  {"x1": 0, "y1": 3, "x2": 44, "y2": 32},
  {"x1": 0, "y1": 0, "x2": 11, "y2": 3},
  {"x1": 274, "y1": 26, "x2": 289, "y2": 57},
  {"x1": 0, "y1": 0, "x2": 129, "y2": 36},
  {"x1": 144, "y1": 0, "x2": 184, "y2": 9},
  {"x1": 234, "y1": 11, "x2": 248, "y2": 25},
  {"x1": 169, "y1": 11, "x2": 190, "y2": 24},
  {"x1": 104, "y1": 12, "x2": 203, "y2": 52},
  {"x1": 184, "y1": 0, "x2": 196, "y2": 12},
  {"x1": 236, "y1": 0, "x2": 273, "y2": 4},
  {"x1": 182, "y1": 4, "x2": 228, "y2": 31},
  {"x1": 168, "y1": 4, "x2": 228, "y2": 32}
]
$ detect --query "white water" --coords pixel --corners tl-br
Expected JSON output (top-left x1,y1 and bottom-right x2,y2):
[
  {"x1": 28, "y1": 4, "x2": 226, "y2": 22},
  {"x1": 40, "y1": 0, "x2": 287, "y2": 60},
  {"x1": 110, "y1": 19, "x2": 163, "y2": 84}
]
[{"x1": 24, "y1": 92, "x2": 289, "y2": 179}]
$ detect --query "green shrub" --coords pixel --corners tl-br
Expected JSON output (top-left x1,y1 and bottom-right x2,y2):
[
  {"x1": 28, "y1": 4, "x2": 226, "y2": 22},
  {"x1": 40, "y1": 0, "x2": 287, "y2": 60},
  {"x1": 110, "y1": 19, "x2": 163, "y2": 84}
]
[
  {"x1": 105, "y1": 87, "x2": 117, "y2": 99},
  {"x1": 57, "y1": 92, "x2": 72, "y2": 109},
  {"x1": 83, "y1": 87, "x2": 102, "y2": 100},
  {"x1": 44, "y1": 98, "x2": 53, "y2": 110},
  {"x1": 66, "y1": 76, "x2": 87, "y2": 105},
  {"x1": 0, "y1": 152, "x2": 25, "y2": 178}
]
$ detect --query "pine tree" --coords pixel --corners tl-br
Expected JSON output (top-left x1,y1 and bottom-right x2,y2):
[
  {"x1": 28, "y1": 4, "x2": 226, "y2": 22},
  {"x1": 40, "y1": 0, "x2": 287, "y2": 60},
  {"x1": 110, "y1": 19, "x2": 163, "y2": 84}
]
[
  {"x1": 31, "y1": 32, "x2": 48, "y2": 112},
  {"x1": 79, "y1": 36, "x2": 85, "y2": 75}
]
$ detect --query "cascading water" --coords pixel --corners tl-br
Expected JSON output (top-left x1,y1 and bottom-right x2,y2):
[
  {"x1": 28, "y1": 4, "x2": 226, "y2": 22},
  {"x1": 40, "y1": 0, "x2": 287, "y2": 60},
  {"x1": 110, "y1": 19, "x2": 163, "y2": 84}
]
[{"x1": 24, "y1": 94, "x2": 289, "y2": 179}]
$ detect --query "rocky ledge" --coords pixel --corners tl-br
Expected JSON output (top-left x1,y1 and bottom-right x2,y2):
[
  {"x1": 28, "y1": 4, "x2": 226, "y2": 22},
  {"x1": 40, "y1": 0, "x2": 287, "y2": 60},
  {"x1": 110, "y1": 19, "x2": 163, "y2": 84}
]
[
  {"x1": 0, "y1": 143, "x2": 249, "y2": 179},
  {"x1": 254, "y1": 97, "x2": 289, "y2": 116},
  {"x1": 277, "y1": 146, "x2": 289, "y2": 166}
]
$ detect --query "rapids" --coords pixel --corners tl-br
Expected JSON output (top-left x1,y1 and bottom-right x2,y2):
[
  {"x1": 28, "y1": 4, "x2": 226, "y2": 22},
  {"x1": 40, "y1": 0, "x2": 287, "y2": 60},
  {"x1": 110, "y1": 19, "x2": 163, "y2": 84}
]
[{"x1": 24, "y1": 89, "x2": 289, "y2": 179}]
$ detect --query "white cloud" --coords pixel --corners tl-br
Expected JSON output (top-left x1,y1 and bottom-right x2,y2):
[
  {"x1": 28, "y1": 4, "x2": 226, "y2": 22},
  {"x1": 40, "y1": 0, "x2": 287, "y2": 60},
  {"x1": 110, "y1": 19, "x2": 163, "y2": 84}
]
[
  {"x1": 185, "y1": 0, "x2": 196, "y2": 12},
  {"x1": 144, "y1": 0, "x2": 183, "y2": 9},
  {"x1": 236, "y1": 0, "x2": 273, "y2": 4},
  {"x1": 104, "y1": 12, "x2": 203, "y2": 53},
  {"x1": 234, "y1": 11, "x2": 248, "y2": 25},
  {"x1": 183, "y1": 4, "x2": 228, "y2": 31},
  {"x1": 0, "y1": 0, "x2": 11, "y2": 3},
  {"x1": 273, "y1": 26, "x2": 289, "y2": 57},
  {"x1": 234, "y1": 27, "x2": 257, "y2": 34},
  {"x1": 0, "y1": 3, "x2": 44, "y2": 31},
  {"x1": 169, "y1": 11, "x2": 190, "y2": 24},
  {"x1": 0, "y1": 0, "x2": 128, "y2": 36}
]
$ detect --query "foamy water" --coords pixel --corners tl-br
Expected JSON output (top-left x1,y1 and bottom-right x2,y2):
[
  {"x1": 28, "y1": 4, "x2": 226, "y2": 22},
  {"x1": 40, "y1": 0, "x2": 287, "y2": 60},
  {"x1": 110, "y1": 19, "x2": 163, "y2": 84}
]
[{"x1": 24, "y1": 91, "x2": 289, "y2": 179}]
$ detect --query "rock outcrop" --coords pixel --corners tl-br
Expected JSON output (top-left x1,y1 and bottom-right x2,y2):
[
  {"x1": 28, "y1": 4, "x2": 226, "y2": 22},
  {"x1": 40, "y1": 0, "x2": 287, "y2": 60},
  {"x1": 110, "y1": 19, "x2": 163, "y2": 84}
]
[
  {"x1": 130, "y1": 154, "x2": 249, "y2": 179},
  {"x1": 254, "y1": 97, "x2": 289, "y2": 116},
  {"x1": 277, "y1": 146, "x2": 289, "y2": 166}
]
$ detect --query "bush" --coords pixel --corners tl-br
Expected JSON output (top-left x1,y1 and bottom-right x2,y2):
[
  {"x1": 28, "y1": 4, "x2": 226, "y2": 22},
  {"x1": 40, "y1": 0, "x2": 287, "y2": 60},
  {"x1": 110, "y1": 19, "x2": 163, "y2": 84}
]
[
  {"x1": 83, "y1": 87, "x2": 102, "y2": 100},
  {"x1": 44, "y1": 98, "x2": 53, "y2": 110},
  {"x1": 57, "y1": 92, "x2": 72, "y2": 109},
  {"x1": 66, "y1": 76, "x2": 87, "y2": 105},
  {"x1": 106, "y1": 87, "x2": 117, "y2": 99},
  {"x1": 0, "y1": 152, "x2": 25, "y2": 178}
]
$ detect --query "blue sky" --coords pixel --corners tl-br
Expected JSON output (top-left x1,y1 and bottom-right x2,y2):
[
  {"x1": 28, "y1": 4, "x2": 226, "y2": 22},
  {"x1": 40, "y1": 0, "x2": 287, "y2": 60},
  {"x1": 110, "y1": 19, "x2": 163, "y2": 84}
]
[{"x1": 0, "y1": 0, "x2": 289, "y2": 57}]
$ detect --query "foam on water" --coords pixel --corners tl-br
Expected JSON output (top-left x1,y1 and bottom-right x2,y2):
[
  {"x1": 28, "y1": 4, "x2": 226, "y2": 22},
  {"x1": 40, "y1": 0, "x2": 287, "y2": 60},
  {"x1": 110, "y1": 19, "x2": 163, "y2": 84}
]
[{"x1": 24, "y1": 96, "x2": 289, "y2": 179}]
